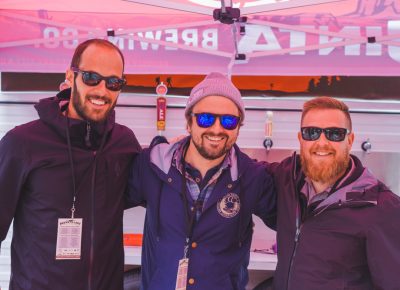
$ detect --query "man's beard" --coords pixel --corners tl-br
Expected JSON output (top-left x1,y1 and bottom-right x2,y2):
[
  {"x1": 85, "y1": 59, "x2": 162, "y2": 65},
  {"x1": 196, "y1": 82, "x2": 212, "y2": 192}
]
[
  {"x1": 71, "y1": 81, "x2": 115, "y2": 123},
  {"x1": 192, "y1": 133, "x2": 232, "y2": 160},
  {"x1": 300, "y1": 144, "x2": 350, "y2": 184}
]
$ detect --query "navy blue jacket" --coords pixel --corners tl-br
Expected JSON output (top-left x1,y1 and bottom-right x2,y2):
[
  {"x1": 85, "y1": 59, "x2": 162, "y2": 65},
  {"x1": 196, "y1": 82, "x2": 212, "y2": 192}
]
[
  {"x1": 0, "y1": 90, "x2": 141, "y2": 290},
  {"x1": 127, "y1": 139, "x2": 276, "y2": 290}
]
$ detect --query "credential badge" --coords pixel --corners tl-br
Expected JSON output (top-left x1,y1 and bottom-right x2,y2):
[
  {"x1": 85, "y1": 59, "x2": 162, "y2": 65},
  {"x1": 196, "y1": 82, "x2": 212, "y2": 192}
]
[{"x1": 217, "y1": 192, "x2": 241, "y2": 218}]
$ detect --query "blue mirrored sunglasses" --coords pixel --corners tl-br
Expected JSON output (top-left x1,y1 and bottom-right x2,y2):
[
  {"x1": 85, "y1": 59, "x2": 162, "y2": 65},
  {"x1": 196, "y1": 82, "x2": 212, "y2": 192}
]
[{"x1": 191, "y1": 112, "x2": 240, "y2": 130}]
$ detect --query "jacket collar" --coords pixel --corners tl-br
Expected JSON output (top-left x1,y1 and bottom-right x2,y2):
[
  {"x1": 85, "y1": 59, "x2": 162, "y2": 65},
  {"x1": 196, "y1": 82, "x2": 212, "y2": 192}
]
[
  {"x1": 34, "y1": 89, "x2": 115, "y2": 150},
  {"x1": 315, "y1": 165, "x2": 379, "y2": 210},
  {"x1": 293, "y1": 154, "x2": 380, "y2": 210},
  {"x1": 150, "y1": 136, "x2": 251, "y2": 182}
]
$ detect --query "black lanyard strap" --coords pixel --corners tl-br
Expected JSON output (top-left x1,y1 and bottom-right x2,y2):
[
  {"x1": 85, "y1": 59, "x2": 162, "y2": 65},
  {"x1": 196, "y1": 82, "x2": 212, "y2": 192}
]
[
  {"x1": 180, "y1": 162, "x2": 197, "y2": 243},
  {"x1": 179, "y1": 143, "x2": 199, "y2": 252},
  {"x1": 66, "y1": 117, "x2": 77, "y2": 217}
]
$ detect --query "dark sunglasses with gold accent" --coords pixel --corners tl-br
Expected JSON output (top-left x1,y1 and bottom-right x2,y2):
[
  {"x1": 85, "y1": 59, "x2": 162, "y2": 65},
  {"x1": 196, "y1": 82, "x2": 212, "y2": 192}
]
[
  {"x1": 301, "y1": 127, "x2": 350, "y2": 142},
  {"x1": 71, "y1": 67, "x2": 126, "y2": 91}
]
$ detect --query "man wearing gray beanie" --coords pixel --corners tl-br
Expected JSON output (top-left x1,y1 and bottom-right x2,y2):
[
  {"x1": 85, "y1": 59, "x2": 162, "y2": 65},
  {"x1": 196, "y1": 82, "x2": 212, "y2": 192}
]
[
  {"x1": 126, "y1": 72, "x2": 276, "y2": 290},
  {"x1": 185, "y1": 72, "x2": 246, "y2": 123}
]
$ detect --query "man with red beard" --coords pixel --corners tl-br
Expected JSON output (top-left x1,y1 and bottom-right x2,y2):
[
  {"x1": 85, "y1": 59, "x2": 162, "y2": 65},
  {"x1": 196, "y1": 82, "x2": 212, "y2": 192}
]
[
  {"x1": 269, "y1": 96, "x2": 400, "y2": 290},
  {"x1": 0, "y1": 39, "x2": 141, "y2": 290},
  {"x1": 126, "y1": 72, "x2": 276, "y2": 290}
]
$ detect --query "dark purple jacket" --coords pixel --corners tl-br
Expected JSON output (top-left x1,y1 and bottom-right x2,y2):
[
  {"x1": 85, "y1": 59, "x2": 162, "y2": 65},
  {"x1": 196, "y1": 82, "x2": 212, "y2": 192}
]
[
  {"x1": 0, "y1": 90, "x2": 141, "y2": 290},
  {"x1": 268, "y1": 153, "x2": 400, "y2": 290},
  {"x1": 126, "y1": 138, "x2": 276, "y2": 290}
]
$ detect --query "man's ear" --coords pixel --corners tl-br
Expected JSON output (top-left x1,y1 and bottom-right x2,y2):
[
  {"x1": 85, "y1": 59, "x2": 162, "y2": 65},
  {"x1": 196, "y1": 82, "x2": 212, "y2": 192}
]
[
  {"x1": 347, "y1": 131, "x2": 355, "y2": 148},
  {"x1": 65, "y1": 69, "x2": 74, "y2": 86}
]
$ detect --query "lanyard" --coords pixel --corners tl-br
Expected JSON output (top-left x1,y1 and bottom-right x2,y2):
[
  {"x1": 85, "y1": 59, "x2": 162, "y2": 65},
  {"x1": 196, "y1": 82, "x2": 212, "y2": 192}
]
[
  {"x1": 65, "y1": 117, "x2": 107, "y2": 218},
  {"x1": 179, "y1": 148, "x2": 203, "y2": 259},
  {"x1": 180, "y1": 165, "x2": 197, "y2": 258}
]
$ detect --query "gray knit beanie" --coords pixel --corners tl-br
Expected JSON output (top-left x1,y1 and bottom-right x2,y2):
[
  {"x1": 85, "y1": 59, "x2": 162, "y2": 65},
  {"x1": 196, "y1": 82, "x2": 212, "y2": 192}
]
[{"x1": 185, "y1": 72, "x2": 245, "y2": 121}]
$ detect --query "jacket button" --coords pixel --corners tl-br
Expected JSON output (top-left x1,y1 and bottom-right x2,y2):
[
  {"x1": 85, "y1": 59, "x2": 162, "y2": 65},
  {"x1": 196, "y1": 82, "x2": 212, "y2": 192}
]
[
  {"x1": 227, "y1": 184, "x2": 232, "y2": 189},
  {"x1": 191, "y1": 242, "x2": 197, "y2": 248},
  {"x1": 188, "y1": 278, "x2": 195, "y2": 285},
  {"x1": 168, "y1": 177, "x2": 172, "y2": 183}
]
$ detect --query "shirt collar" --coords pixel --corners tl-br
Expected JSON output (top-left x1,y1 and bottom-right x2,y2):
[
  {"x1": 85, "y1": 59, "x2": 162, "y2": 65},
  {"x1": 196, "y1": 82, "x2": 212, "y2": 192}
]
[{"x1": 172, "y1": 138, "x2": 232, "y2": 175}]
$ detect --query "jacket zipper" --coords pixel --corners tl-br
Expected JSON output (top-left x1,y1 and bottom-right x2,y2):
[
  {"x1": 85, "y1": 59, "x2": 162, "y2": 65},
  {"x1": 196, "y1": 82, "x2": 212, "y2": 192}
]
[
  {"x1": 286, "y1": 223, "x2": 302, "y2": 290},
  {"x1": 286, "y1": 153, "x2": 301, "y2": 290},
  {"x1": 87, "y1": 121, "x2": 94, "y2": 290},
  {"x1": 85, "y1": 121, "x2": 92, "y2": 148},
  {"x1": 87, "y1": 151, "x2": 97, "y2": 290},
  {"x1": 88, "y1": 167, "x2": 95, "y2": 290}
]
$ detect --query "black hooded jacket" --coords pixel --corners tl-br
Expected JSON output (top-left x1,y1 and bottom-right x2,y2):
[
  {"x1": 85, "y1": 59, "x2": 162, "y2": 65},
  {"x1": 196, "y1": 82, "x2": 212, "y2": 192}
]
[
  {"x1": 268, "y1": 153, "x2": 400, "y2": 290},
  {"x1": 0, "y1": 89, "x2": 141, "y2": 290}
]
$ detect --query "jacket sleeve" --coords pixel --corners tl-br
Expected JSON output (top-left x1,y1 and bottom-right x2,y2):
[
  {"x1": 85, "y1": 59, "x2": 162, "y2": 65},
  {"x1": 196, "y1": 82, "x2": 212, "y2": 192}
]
[
  {"x1": 254, "y1": 162, "x2": 277, "y2": 230},
  {"x1": 264, "y1": 160, "x2": 286, "y2": 180},
  {"x1": 124, "y1": 150, "x2": 147, "y2": 209},
  {"x1": 366, "y1": 189, "x2": 400, "y2": 289},
  {"x1": 124, "y1": 135, "x2": 166, "y2": 208},
  {"x1": 0, "y1": 131, "x2": 29, "y2": 244}
]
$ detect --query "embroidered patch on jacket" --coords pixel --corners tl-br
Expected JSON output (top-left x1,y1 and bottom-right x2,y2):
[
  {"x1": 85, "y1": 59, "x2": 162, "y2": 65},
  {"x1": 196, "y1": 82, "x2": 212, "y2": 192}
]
[{"x1": 217, "y1": 192, "x2": 241, "y2": 218}]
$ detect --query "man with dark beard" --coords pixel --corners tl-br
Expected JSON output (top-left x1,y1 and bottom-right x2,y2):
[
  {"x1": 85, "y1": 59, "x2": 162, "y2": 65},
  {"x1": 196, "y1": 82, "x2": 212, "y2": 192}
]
[
  {"x1": 269, "y1": 96, "x2": 400, "y2": 290},
  {"x1": 0, "y1": 39, "x2": 141, "y2": 290},
  {"x1": 126, "y1": 72, "x2": 277, "y2": 290}
]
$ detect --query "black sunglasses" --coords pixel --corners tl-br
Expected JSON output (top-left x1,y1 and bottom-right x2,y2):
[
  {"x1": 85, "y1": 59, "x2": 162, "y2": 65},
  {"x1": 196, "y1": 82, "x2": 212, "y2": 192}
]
[
  {"x1": 191, "y1": 112, "x2": 240, "y2": 130},
  {"x1": 301, "y1": 127, "x2": 350, "y2": 142},
  {"x1": 71, "y1": 67, "x2": 126, "y2": 91}
]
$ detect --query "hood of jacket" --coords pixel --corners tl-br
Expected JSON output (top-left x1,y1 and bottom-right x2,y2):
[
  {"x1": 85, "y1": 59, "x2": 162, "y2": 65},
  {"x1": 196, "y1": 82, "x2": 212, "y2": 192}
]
[
  {"x1": 287, "y1": 153, "x2": 382, "y2": 214},
  {"x1": 149, "y1": 135, "x2": 255, "y2": 182},
  {"x1": 316, "y1": 165, "x2": 379, "y2": 210},
  {"x1": 34, "y1": 88, "x2": 115, "y2": 150}
]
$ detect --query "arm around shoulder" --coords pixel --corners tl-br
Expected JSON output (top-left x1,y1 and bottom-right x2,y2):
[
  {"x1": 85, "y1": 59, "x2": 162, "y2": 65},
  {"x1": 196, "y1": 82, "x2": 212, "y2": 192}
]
[
  {"x1": 254, "y1": 164, "x2": 277, "y2": 230},
  {"x1": 125, "y1": 148, "x2": 150, "y2": 209}
]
